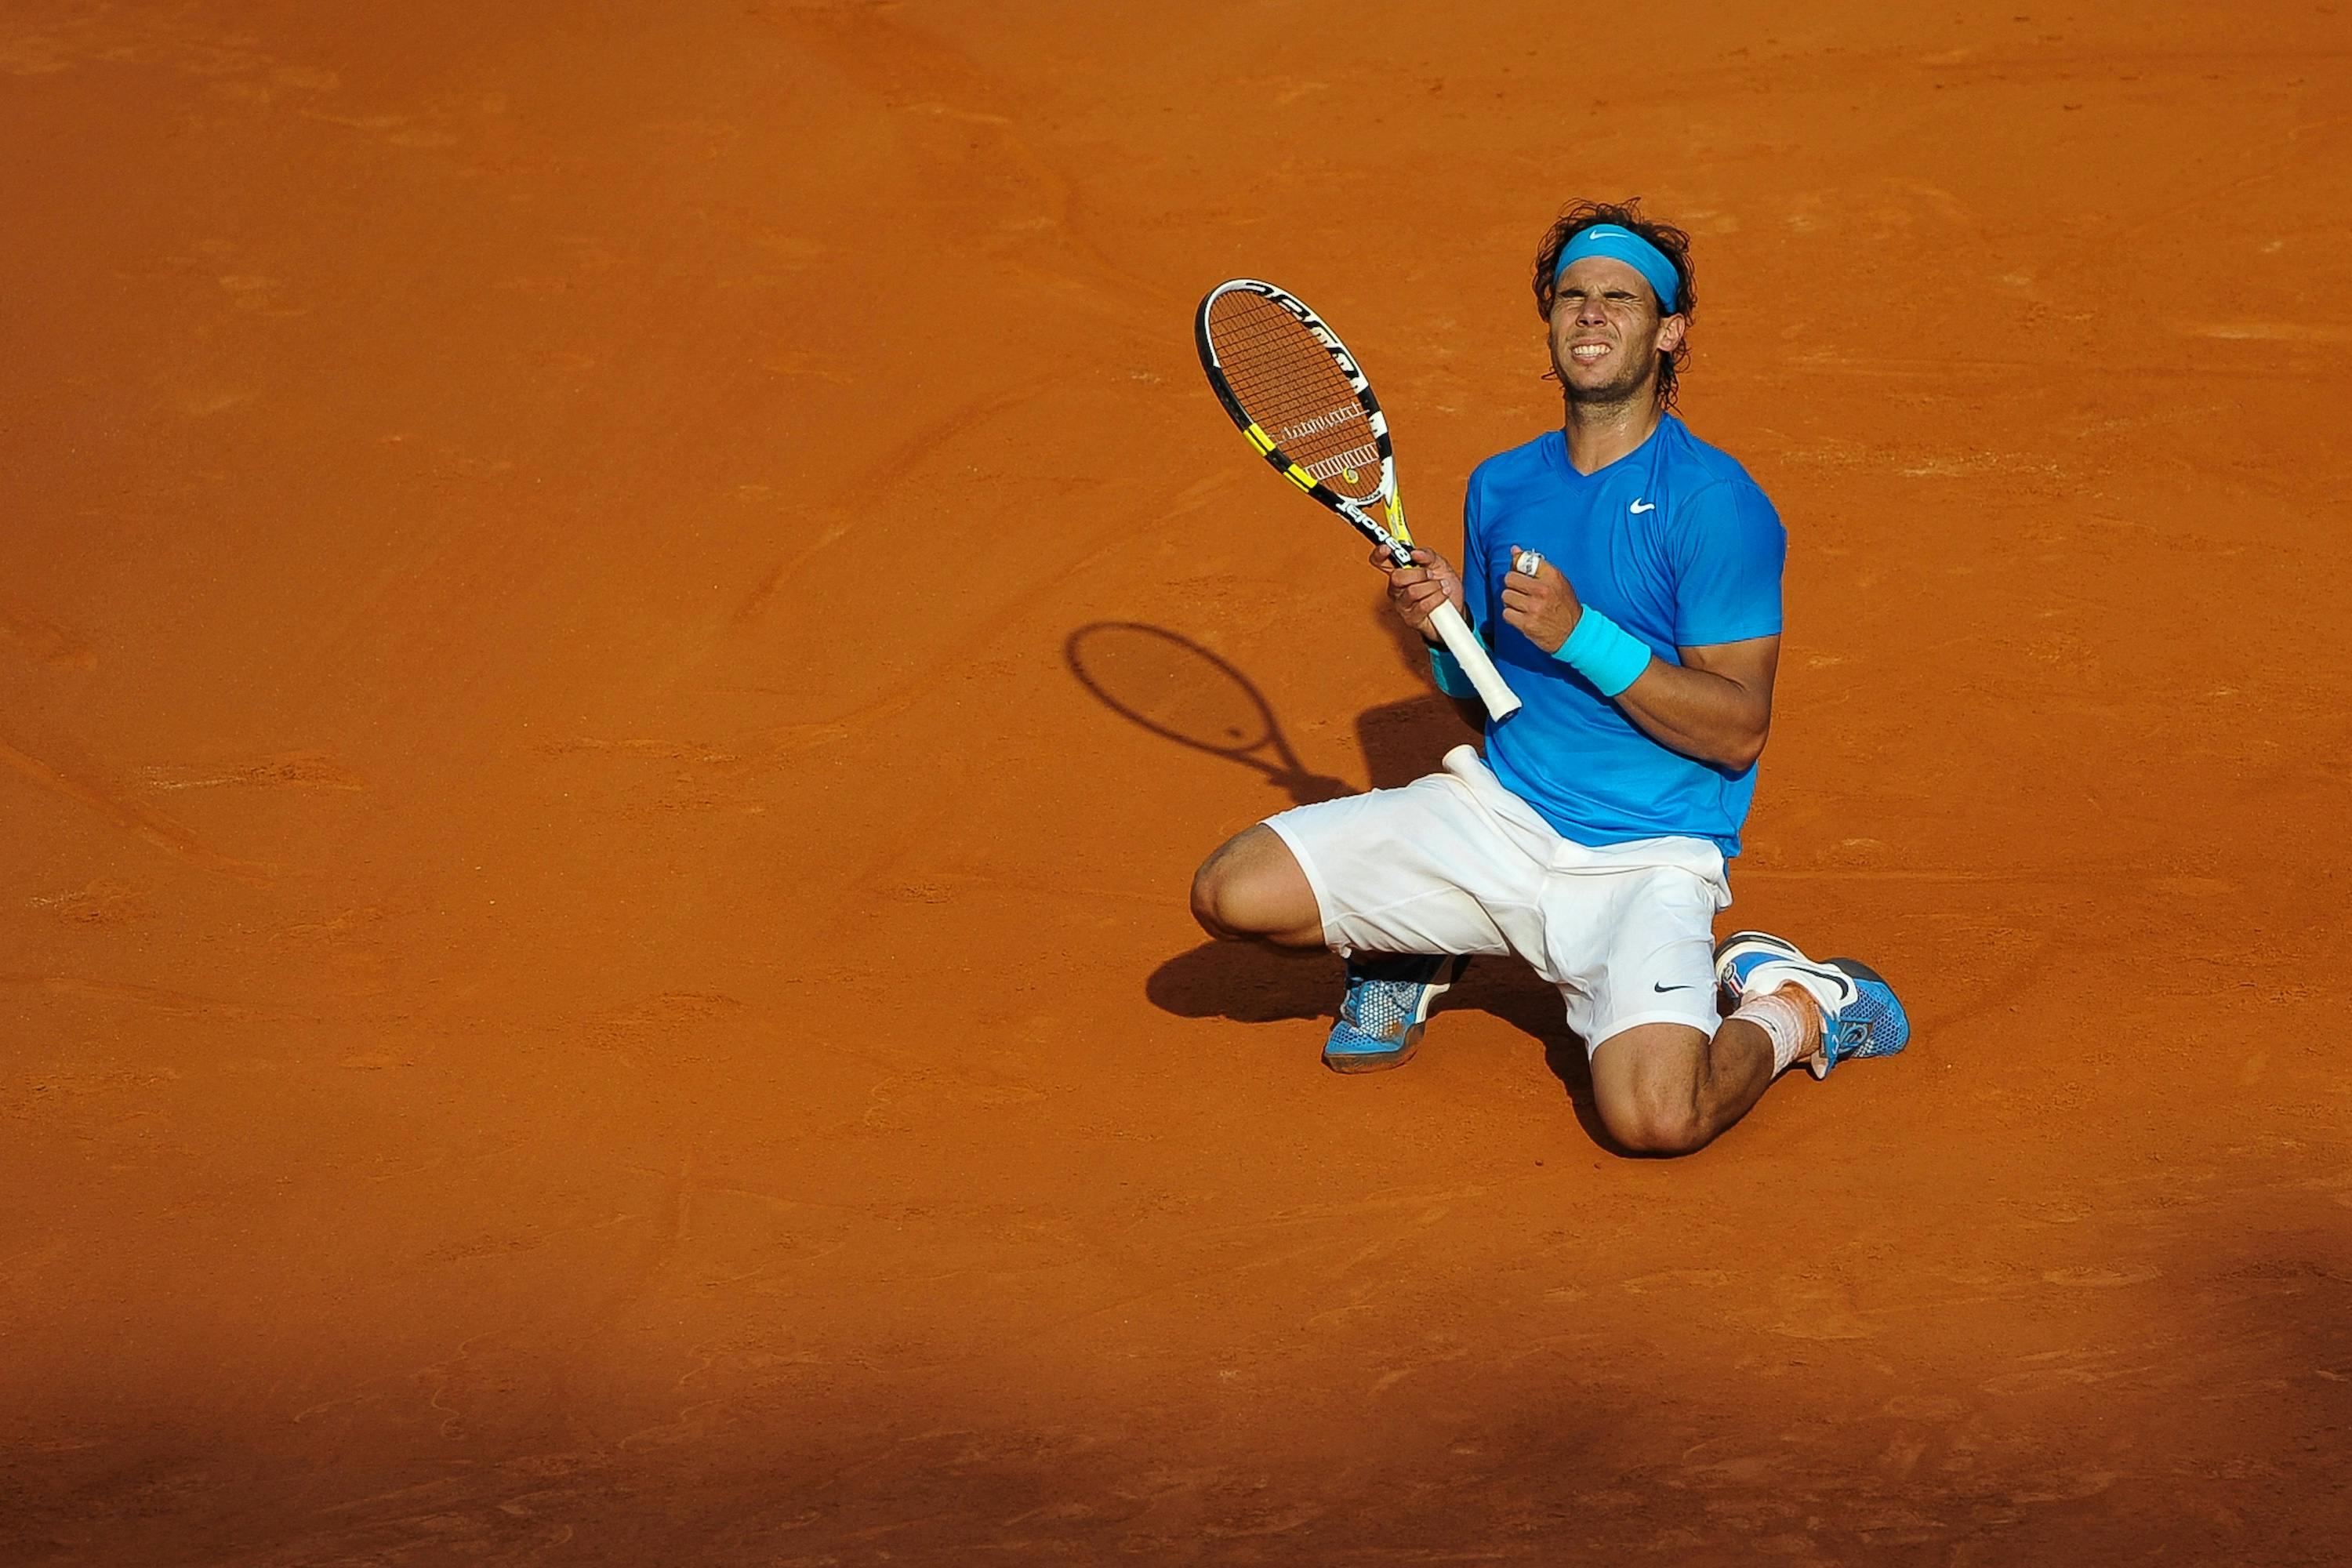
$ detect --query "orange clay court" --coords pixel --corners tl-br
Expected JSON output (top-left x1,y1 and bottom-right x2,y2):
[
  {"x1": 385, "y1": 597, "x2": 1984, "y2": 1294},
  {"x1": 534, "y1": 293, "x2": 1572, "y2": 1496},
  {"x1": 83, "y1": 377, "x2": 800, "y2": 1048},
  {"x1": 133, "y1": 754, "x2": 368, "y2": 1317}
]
[{"x1": 3, "y1": 3, "x2": 2349, "y2": 1564}]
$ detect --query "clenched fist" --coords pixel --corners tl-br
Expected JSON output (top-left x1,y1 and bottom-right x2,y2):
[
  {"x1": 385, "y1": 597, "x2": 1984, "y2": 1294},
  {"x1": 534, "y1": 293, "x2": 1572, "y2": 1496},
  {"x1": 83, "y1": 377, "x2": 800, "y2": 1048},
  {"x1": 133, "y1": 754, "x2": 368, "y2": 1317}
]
[{"x1": 1500, "y1": 546, "x2": 1584, "y2": 653}]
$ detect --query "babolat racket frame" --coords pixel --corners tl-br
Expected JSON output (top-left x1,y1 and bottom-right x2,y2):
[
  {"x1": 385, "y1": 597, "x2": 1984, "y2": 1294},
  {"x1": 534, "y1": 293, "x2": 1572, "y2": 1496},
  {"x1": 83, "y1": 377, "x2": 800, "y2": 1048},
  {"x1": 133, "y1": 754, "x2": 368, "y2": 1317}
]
[{"x1": 1195, "y1": 278, "x2": 1521, "y2": 720}]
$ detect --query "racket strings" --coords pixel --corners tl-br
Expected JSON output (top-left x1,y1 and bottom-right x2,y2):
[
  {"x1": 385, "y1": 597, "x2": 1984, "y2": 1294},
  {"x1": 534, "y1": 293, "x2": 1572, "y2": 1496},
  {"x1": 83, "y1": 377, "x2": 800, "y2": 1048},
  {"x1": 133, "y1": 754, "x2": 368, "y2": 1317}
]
[{"x1": 1207, "y1": 294, "x2": 1385, "y2": 503}]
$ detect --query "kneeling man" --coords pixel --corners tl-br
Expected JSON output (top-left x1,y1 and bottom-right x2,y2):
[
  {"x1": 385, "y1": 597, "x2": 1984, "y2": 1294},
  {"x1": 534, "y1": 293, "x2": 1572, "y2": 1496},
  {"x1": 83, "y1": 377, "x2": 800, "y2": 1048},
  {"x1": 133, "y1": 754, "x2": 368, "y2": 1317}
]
[{"x1": 1189, "y1": 201, "x2": 1909, "y2": 1155}]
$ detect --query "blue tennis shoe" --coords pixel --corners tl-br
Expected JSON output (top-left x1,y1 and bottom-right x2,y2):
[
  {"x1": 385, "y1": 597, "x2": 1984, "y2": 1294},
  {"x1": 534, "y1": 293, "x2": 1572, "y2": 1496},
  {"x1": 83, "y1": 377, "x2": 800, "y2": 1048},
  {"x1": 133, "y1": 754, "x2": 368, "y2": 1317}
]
[
  {"x1": 1323, "y1": 953, "x2": 1469, "y2": 1073},
  {"x1": 1712, "y1": 931, "x2": 1909, "y2": 1079}
]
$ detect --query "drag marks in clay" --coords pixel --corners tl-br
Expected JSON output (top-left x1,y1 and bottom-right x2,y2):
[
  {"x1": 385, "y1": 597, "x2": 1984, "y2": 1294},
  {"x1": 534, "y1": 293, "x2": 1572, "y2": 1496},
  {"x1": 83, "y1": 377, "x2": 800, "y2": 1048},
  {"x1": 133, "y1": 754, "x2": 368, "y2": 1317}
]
[
  {"x1": 0, "y1": 730, "x2": 310, "y2": 879},
  {"x1": 139, "y1": 750, "x2": 365, "y2": 793},
  {"x1": 25, "y1": 879, "x2": 152, "y2": 926},
  {"x1": 0, "y1": 596, "x2": 96, "y2": 669}
]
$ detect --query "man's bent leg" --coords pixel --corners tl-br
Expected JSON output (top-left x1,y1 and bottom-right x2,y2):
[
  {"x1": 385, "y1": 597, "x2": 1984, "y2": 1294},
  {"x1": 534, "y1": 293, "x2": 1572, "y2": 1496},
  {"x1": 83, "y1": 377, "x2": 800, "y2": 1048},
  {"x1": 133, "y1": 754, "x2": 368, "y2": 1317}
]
[
  {"x1": 1192, "y1": 771, "x2": 1521, "y2": 1071},
  {"x1": 1715, "y1": 931, "x2": 1913, "y2": 1076},
  {"x1": 1190, "y1": 824, "x2": 1326, "y2": 949},
  {"x1": 1588, "y1": 1018, "x2": 1780, "y2": 1156},
  {"x1": 1190, "y1": 821, "x2": 1472, "y2": 1073}
]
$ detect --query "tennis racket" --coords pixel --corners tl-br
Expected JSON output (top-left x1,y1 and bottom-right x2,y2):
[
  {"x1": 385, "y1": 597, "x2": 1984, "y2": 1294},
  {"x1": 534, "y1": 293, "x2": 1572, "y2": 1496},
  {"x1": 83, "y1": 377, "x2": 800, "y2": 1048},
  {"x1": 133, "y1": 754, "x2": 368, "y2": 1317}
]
[{"x1": 1194, "y1": 279, "x2": 1520, "y2": 720}]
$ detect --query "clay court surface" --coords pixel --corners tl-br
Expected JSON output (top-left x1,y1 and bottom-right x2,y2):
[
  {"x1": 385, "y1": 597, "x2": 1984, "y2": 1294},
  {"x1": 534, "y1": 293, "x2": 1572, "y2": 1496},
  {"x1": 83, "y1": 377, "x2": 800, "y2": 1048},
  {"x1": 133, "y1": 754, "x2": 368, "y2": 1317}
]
[{"x1": 6, "y1": 2, "x2": 2352, "y2": 1563}]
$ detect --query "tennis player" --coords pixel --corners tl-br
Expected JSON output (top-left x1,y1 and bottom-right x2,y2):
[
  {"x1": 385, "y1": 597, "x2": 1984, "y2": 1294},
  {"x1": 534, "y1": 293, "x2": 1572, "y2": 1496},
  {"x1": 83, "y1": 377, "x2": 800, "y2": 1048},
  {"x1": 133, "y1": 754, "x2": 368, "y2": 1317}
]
[{"x1": 1189, "y1": 200, "x2": 1908, "y2": 1154}]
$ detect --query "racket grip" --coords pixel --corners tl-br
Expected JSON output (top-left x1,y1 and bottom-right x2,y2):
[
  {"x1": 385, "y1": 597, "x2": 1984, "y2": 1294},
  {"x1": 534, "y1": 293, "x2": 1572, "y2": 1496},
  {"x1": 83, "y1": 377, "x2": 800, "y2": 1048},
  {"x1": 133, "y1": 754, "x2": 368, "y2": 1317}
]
[{"x1": 1427, "y1": 601, "x2": 1522, "y2": 720}]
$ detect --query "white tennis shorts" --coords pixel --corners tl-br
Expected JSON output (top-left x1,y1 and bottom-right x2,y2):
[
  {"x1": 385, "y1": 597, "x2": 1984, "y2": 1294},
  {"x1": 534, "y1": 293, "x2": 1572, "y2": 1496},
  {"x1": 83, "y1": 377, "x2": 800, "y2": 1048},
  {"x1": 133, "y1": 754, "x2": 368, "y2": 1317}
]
[{"x1": 1265, "y1": 744, "x2": 1733, "y2": 1051}]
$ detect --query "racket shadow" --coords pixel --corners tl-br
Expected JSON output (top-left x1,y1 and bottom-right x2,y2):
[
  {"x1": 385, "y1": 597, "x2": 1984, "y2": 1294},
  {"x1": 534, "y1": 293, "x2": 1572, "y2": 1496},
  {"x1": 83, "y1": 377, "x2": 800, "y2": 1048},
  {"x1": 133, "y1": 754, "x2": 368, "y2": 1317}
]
[{"x1": 1065, "y1": 622, "x2": 1352, "y2": 806}]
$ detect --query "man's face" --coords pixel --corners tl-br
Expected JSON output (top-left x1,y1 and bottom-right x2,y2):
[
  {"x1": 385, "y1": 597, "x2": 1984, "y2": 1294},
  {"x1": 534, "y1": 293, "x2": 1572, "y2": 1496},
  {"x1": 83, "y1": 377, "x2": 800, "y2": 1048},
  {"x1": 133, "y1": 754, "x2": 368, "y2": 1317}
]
[{"x1": 1547, "y1": 254, "x2": 1687, "y2": 408}]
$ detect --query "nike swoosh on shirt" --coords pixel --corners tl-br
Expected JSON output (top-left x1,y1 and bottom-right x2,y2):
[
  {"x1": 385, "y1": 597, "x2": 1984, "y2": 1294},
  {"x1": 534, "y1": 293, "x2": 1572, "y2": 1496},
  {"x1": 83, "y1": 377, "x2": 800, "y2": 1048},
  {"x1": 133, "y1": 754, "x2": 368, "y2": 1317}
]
[
  {"x1": 1629, "y1": 500, "x2": 1656, "y2": 514},
  {"x1": 1653, "y1": 982, "x2": 1695, "y2": 993}
]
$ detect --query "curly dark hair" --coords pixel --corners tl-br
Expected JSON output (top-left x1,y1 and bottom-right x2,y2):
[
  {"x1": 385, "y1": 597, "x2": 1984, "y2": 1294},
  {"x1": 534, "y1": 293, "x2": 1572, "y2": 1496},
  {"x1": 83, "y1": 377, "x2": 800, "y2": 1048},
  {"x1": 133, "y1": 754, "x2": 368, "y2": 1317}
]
[{"x1": 1531, "y1": 199, "x2": 1696, "y2": 412}]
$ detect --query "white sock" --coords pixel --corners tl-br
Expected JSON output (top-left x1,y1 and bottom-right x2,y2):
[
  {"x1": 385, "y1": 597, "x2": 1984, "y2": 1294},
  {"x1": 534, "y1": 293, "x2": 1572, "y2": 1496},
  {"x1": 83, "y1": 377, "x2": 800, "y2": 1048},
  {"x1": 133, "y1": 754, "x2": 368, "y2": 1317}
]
[{"x1": 1729, "y1": 987, "x2": 1823, "y2": 1076}]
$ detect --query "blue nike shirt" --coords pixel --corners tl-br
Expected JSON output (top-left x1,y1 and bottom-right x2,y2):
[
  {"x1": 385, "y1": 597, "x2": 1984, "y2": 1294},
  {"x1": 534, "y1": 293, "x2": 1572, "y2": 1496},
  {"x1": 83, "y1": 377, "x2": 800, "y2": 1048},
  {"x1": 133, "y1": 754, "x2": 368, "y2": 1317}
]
[{"x1": 1465, "y1": 416, "x2": 1786, "y2": 856}]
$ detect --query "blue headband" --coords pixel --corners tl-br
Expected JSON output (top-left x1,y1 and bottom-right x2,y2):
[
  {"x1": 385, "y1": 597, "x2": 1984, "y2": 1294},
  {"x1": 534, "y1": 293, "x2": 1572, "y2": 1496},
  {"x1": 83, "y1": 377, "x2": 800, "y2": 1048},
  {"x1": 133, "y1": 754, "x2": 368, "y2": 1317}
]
[{"x1": 1553, "y1": 224, "x2": 1682, "y2": 314}]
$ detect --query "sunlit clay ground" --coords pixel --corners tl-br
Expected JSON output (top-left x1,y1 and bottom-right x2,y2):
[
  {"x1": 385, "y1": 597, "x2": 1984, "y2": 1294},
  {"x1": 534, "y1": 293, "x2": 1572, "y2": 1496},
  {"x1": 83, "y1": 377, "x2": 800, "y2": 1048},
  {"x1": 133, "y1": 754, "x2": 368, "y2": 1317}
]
[{"x1": 4, "y1": 3, "x2": 2349, "y2": 1563}]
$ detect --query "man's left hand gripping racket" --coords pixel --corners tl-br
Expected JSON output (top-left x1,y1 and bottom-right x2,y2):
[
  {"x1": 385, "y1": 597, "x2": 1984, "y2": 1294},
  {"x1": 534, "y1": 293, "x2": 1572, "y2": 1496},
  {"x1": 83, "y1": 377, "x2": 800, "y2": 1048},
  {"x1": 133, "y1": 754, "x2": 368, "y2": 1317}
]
[{"x1": 1195, "y1": 279, "x2": 1520, "y2": 720}]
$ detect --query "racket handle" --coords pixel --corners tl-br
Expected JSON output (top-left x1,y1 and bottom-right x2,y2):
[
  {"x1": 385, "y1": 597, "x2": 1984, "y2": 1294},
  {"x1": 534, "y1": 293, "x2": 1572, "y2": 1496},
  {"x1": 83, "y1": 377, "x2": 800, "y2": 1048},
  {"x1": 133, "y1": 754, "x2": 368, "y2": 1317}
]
[{"x1": 1427, "y1": 601, "x2": 1522, "y2": 720}]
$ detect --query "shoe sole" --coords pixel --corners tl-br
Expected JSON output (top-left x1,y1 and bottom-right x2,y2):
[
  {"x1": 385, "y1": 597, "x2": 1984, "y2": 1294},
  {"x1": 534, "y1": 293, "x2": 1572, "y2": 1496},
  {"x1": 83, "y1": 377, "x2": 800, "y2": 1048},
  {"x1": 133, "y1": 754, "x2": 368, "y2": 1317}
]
[{"x1": 1323, "y1": 1034, "x2": 1422, "y2": 1073}]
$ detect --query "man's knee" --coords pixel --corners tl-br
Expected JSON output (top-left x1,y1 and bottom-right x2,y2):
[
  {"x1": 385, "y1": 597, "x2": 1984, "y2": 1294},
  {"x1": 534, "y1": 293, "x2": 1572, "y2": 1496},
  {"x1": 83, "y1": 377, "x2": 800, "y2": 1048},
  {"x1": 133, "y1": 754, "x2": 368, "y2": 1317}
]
[
  {"x1": 1189, "y1": 829, "x2": 1254, "y2": 939},
  {"x1": 1600, "y1": 1094, "x2": 1708, "y2": 1156},
  {"x1": 1189, "y1": 825, "x2": 1315, "y2": 943},
  {"x1": 1189, "y1": 853, "x2": 1243, "y2": 939},
  {"x1": 1591, "y1": 1025, "x2": 1713, "y2": 1155}
]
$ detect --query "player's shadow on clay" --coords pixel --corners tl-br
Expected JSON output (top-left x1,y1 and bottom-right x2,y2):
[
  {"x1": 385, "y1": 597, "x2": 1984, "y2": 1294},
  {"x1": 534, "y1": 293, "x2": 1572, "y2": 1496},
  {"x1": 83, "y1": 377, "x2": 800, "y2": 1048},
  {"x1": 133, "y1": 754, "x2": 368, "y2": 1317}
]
[
  {"x1": 1145, "y1": 944, "x2": 1613, "y2": 1145},
  {"x1": 1355, "y1": 593, "x2": 1481, "y2": 787}
]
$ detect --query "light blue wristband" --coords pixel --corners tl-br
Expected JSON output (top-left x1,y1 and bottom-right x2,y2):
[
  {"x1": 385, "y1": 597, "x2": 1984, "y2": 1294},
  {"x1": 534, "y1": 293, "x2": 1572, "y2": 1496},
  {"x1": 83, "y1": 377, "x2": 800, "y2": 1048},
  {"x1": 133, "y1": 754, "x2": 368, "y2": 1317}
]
[
  {"x1": 1428, "y1": 642, "x2": 1478, "y2": 699},
  {"x1": 1554, "y1": 607, "x2": 1652, "y2": 697}
]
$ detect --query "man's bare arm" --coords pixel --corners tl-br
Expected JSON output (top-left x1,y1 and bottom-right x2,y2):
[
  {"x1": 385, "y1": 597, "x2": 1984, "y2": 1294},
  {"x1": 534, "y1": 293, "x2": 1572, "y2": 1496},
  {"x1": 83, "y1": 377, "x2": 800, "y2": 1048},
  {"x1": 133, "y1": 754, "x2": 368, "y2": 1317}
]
[
  {"x1": 1498, "y1": 551, "x2": 1777, "y2": 770},
  {"x1": 1613, "y1": 634, "x2": 1778, "y2": 771}
]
